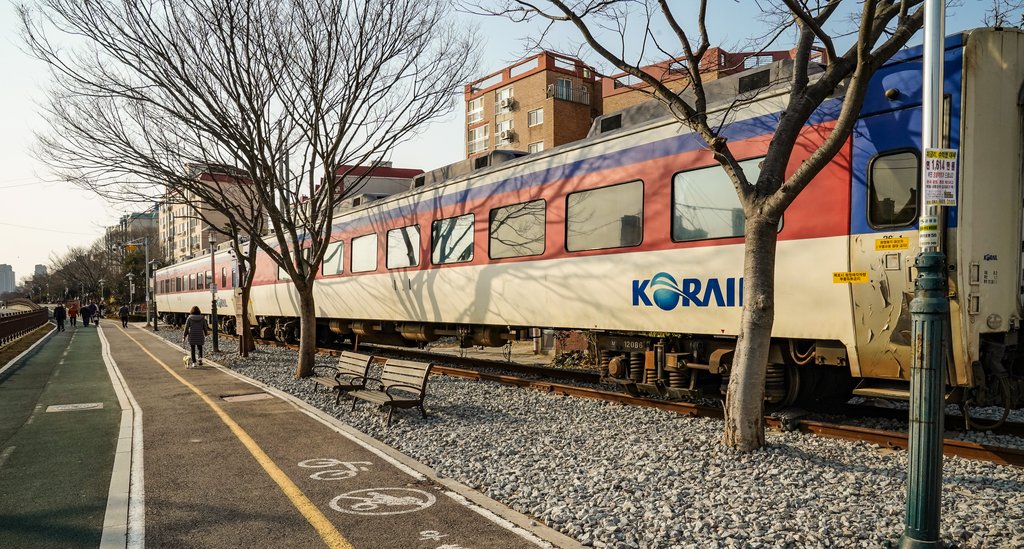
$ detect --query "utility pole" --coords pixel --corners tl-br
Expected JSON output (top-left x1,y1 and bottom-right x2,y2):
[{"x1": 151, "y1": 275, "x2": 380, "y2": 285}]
[
  {"x1": 901, "y1": 1, "x2": 950, "y2": 547},
  {"x1": 209, "y1": 232, "x2": 219, "y2": 352}
]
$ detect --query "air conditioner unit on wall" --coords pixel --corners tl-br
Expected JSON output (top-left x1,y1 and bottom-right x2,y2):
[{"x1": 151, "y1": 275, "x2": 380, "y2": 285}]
[
  {"x1": 498, "y1": 97, "x2": 516, "y2": 110},
  {"x1": 498, "y1": 129, "x2": 514, "y2": 141}
]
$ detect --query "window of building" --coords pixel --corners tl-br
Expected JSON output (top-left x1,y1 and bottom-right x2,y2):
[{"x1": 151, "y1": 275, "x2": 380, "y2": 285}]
[
  {"x1": 496, "y1": 119, "x2": 513, "y2": 145},
  {"x1": 351, "y1": 234, "x2": 378, "y2": 273},
  {"x1": 528, "y1": 108, "x2": 544, "y2": 127},
  {"x1": 468, "y1": 125, "x2": 489, "y2": 154},
  {"x1": 489, "y1": 200, "x2": 546, "y2": 259},
  {"x1": 467, "y1": 97, "x2": 483, "y2": 124},
  {"x1": 431, "y1": 214, "x2": 474, "y2": 265},
  {"x1": 528, "y1": 142, "x2": 544, "y2": 154},
  {"x1": 495, "y1": 87, "x2": 513, "y2": 112},
  {"x1": 671, "y1": 158, "x2": 764, "y2": 242},
  {"x1": 555, "y1": 78, "x2": 573, "y2": 99},
  {"x1": 868, "y1": 151, "x2": 919, "y2": 228},
  {"x1": 387, "y1": 225, "x2": 420, "y2": 269},
  {"x1": 322, "y1": 241, "x2": 344, "y2": 276},
  {"x1": 567, "y1": 181, "x2": 644, "y2": 251}
]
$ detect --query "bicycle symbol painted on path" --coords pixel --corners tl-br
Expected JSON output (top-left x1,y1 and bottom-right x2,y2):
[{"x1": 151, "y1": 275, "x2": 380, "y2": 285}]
[
  {"x1": 330, "y1": 488, "x2": 437, "y2": 515},
  {"x1": 298, "y1": 458, "x2": 372, "y2": 480}
]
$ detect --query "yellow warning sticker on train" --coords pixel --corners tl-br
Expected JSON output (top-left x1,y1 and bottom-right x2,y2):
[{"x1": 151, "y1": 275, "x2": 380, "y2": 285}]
[
  {"x1": 875, "y1": 237, "x2": 909, "y2": 251},
  {"x1": 833, "y1": 272, "x2": 869, "y2": 284}
]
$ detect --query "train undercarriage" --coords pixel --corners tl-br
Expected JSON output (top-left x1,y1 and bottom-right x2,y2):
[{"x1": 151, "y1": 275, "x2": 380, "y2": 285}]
[{"x1": 161, "y1": 312, "x2": 1024, "y2": 416}]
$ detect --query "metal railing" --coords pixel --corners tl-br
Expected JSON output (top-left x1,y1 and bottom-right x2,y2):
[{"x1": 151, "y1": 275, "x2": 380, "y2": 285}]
[
  {"x1": 0, "y1": 309, "x2": 49, "y2": 346},
  {"x1": 546, "y1": 83, "x2": 591, "y2": 105}
]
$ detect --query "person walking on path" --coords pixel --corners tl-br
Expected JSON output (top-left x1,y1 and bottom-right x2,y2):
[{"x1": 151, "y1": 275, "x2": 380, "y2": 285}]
[
  {"x1": 68, "y1": 303, "x2": 78, "y2": 327},
  {"x1": 91, "y1": 303, "x2": 100, "y2": 326},
  {"x1": 53, "y1": 303, "x2": 66, "y2": 332},
  {"x1": 119, "y1": 304, "x2": 130, "y2": 328},
  {"x1": 81, "y1": 303, "x2": 92, "y2": 327},
  {"x1": 183, "y1": 306, "x2": 209, "y2": 368}
]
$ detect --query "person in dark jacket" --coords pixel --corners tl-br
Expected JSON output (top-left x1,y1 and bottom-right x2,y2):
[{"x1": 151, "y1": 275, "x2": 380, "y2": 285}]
[
  {"x1": 118, "y1": 304, "x2": 130, "y2": 328},
  {"x1": 183, "y1": 306, "x2": 209, "y2": 368},
  {"x1": 53, "y1": 304, "x2": 67, "y2": 332},
  {"x1": 81, "y1": 303, "x2": 92, "y2": 327},
  {"x1": 91, "y1": 303, "x2": 100, "y2": 325}
]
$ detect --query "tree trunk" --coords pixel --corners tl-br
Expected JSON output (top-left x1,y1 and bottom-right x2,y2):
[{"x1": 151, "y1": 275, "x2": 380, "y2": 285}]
[
  {"x1": 722, "y1": 216, "x2": 779, "y2": 451},
  {"x1": 238, "y1": 284, "x2": 256, "y2": 357},
  {"x1": 295, "y1": 285, "x2": 317, "y2": 378}
]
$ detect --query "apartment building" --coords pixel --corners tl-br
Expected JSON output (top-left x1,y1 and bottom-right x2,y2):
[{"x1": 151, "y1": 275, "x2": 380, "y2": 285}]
[
  {"x1": 602, "y1": 47, "x2": 825, "y2": 113},
  {"x1": 159, "y1": 167, "x2": 240, "y2": 263},
  {"x1": 332, "y1": 163, "x2": 423, "y2": 214},
  {"x1": 464, "y1": 51, "x2": 602, "y2": 159},
  {"x1": 0, "y1": 265, "x2": 14, "y2": 294}
]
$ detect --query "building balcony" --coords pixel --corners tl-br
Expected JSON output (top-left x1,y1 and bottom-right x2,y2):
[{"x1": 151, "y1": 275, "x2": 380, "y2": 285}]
[{"x1": 547, "y1": 83, "x2": 591, "y2": 105}]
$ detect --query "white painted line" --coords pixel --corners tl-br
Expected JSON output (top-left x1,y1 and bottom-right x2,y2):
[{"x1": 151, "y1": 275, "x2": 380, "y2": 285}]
[
  {"x1": 136, "y1": 328, "x2": 573, "y2": 548},
  {"x1": 46, "y1": 403, "x2": 104, "y2": 412},
  {"x1": 0, "y1": 324, "x2": 56, "y2": 378},
  {"x1": 0, "y1": 446, "x2": 15, "y2": 470},
  {"x1": 98, "y1": 325, "x2": 145, "y2": 549}
]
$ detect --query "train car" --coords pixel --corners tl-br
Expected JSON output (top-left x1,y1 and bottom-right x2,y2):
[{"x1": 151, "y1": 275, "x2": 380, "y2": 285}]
[
  {"x1": 154, "y1": 247, "x2": 239, "y2": 333},
  {"x1": 199, "y1": 28, "x2": 1024, "y2": 410}
]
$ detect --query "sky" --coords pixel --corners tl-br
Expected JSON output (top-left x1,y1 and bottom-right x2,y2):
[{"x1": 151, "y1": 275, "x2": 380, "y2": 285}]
[{"x1": 0, "y1": 1, "x2": 1001, "y2": 286}]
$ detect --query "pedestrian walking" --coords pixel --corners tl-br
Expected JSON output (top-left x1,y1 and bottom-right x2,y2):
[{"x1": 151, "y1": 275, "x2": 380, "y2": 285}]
[
  {"x1": 53, "y1": 303, "x2": 67, "y2": 332},
  {"x1": 182, "y1": 306, "x2": 209, "y2": 368},
  {"x1": 91, "y1": 303, "x2": 100, "y2": 326},
  {"x1": 68, "y1": 303, "x2": 78, "y2": 327},
  {"x1": 81, "y1": 303, "x2": 92, "y2": 327},
  {"x1": 119, "y1": 304, "x2": 130, "y2": 328}
]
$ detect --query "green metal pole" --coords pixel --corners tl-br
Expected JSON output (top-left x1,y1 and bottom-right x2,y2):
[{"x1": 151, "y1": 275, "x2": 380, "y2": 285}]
[
  {"x1": 901, "y1": 1, "x2": 946, "y2": 546},
  {"x1": 900, "y1": 253, "x2": 946, "y2": 548}
]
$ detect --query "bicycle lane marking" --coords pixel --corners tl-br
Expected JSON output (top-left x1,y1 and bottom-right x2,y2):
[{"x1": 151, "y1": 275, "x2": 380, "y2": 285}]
[{"x1": 116, "y1": 327, "x2": 353, "y2": 549}]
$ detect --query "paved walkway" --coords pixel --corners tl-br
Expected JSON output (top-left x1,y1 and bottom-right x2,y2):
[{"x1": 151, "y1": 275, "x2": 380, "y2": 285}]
[{"x1": 0, "y1": 323, "x2": 578, "y2": 548}]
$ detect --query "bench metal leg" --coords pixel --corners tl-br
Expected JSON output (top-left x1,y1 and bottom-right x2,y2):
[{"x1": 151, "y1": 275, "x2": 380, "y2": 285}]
[
  {"x1": 351, "y1": 397, "x2": 358, "y2": 412},
  {"x1": 333, "y1": 387, "x2": 342, "y2": 405},
  {"x1": 385, "y1": 407, "x2": 394, "y2": 428},
  {"x1": 419, "y1": 404, "x2": 427, "y2": 419}
]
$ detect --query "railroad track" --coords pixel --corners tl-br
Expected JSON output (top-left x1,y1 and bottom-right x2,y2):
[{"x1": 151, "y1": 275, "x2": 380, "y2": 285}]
[{"x1": 225, "y1": 334, "x2": 1024, "y2": 467}]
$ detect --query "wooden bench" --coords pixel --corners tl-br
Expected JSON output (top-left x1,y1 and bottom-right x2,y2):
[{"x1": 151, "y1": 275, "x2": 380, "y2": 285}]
[
  {"x1": 348, "y1": 358, "x2": 432, "y2": 426},
  {"x1": 310, "y1": 351, "x2": 374, "y2": 404}
]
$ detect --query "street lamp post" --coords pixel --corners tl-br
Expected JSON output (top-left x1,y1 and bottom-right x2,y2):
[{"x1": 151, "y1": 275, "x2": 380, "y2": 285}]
[
  {"x1": 209, "y1": 233, "x2": 219, "y2": 352},
  {"x1": 99, "y1": 279, "x2": 105, "y2": 308},
  {"x1": 149, "y1": 260, "x2": 159, "y2": 331}
]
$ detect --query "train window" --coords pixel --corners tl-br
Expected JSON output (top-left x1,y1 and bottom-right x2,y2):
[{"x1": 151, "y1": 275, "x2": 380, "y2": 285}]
[
  {"x1": 672, "y1": 158, "x2": 765, "y2": 242},
  {"x1": 189, "y1": 273, "x2": 196, "y2": 291},
  {"x1": 322, "y1": 241, "x2": 345, "y2": 276},
  {"x1": 431, "y1": 214, "x2": 474, "y2": 265},
  {"x1": 868, "y1": 150, "x2": 919, "y2": 228},
  {"x1": 278, "y1": 265, "x2": 290, "y2": 281},
  {"x1": 221, "y1": 267, "x2": 227, "y2": 288},
  {"x1": 351, "y1": 234, "x2": 378, "y2": 273},
  {"x1": 387, "y1": 225, "x2": 421, "y2": 269},
  {"x1": 566, "y1": 181, "x2": 643, "y2": 251},
  {"x1": 489, "y1": 200, "x2": 546, "y2": 259},
  {"x1": 197, "y1": 272, "x2": 205, "y2": 290}
]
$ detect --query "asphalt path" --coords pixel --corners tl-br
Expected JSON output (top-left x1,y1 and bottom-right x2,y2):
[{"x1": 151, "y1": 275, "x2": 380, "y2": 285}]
[{"x1": 102, "y1": 324, "x2": 566, "y2": 548}]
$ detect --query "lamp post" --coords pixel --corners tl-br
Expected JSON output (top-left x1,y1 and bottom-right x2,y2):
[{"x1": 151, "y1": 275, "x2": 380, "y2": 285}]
[
  {"x1": 99, "y1": 279, "x2": 105, "y2": 307},
  {"x1": 149, "y1": 260, "x2": 159, "y2": 331},
  {"x1": 209, "y1": 232, "x2": 219, "y2": 352},
  {"x1": 126, "y1": 273, "x2": 135, "y2": 302}
]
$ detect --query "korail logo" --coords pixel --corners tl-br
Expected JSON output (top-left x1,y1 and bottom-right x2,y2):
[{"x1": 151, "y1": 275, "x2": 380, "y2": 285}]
[{"x1": 632, "y1": 273, "x2": 743, "y2": 311}]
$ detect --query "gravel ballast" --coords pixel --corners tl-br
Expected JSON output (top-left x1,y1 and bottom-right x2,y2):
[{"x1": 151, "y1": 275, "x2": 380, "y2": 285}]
[{"x1": 156, "y1": 333, "x2": 1024, "y2": 548}]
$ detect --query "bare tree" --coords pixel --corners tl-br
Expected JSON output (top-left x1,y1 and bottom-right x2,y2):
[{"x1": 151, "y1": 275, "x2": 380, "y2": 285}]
[
  {"x1": 985, "y1": 0, "x2": 1024, "y2": 27},
  {"x1": 477, "y1": 0, "x2": 925, "y2": 450},
  {"x1": 20, "y1": 0, "x2": 478, "y2": 376}
]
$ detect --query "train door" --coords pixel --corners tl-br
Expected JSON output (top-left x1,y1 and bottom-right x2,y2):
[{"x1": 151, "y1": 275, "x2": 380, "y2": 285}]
[{"x1": 849, "y1": 107, "x2": 923, "y2": 382}]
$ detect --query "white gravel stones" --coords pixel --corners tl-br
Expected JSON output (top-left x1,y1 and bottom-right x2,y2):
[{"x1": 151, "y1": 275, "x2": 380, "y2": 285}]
[{"x1": 164, "y1": 333, "x2": 1024, "y2": 548}]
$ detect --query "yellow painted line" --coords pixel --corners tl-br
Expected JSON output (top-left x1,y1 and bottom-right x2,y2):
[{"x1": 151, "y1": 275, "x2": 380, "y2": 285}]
[{"x1": 118, "y1": 328, "x2": 352, "y2": 549}]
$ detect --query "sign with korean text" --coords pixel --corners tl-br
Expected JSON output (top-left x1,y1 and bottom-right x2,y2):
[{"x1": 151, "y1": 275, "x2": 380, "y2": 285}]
[
  {"x1": 923, "y1": 148, "x2": 957, "y2": 206},
  {"x1": 833, "y1": 272, "x2": 869, "y2": 284},
  {"x1": 875, "y1": 237, "x2": 909, "y2": 251}
]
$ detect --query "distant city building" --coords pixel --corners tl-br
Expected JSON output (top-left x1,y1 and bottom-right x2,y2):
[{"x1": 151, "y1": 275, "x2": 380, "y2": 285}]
[
  {"x1": 34, "y1": 265, "x2": 47, "y2": 277},
  {"x1": 0, "y1": 264, "x2": 14, "y2": 293},
  {"x1": 464, "y1": 51, "x2": 602, "y2": 159}
]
